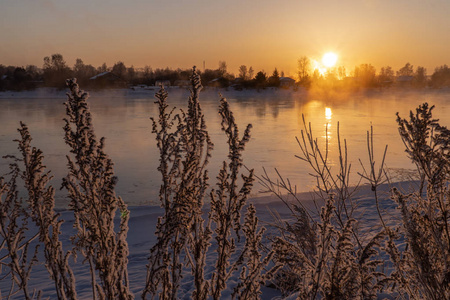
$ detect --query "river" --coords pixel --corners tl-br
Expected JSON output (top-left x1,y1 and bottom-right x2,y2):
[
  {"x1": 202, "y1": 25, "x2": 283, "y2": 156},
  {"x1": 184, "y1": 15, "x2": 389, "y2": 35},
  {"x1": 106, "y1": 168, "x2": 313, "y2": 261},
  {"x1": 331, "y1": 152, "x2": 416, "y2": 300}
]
[{"x1": 0, "y1": 86, "x2": 449, "y2": 207}]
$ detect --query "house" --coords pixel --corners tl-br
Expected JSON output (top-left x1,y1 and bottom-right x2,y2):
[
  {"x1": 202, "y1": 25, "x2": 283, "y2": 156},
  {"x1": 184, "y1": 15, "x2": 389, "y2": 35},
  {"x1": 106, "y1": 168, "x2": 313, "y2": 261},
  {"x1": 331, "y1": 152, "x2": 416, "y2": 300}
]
[
  {"x1": 1, "y1": 74, "x2": 11, "y2": 81},
  {"x1": 395, "y1": 75, "x2": 414, "y2": 87},
  {"x1": 380, "y1": 79, "x2": 394, "y2": 88},
  {"x1": 208, "y1": 77, "x2": 230, "y2": 88},
  {"x1": 0, "y1": 75, "x2": 12, "y2": 90},
  {"x1": 174, "y1": 80, "x2": 190, "y2": 87},
  {"x1": 279, "y1": 77, "x2": 296, "y2": 88},
  {"x1": 89, "y1": 71, "x2": 127, "y2": 88},
  {"x1": 155, "y1": 80, "x2": 171, "y2": 87}
]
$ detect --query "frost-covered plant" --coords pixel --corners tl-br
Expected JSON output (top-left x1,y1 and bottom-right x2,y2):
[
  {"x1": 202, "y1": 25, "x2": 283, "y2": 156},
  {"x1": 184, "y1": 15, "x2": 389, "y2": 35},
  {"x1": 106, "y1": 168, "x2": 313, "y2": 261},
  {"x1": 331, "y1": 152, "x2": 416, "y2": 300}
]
[
  {"x1": 62, "y1": 79, "x2": 132, "y2": 299},
  {"x1": 389, "y1": 103, "x2": 450, "y2": 299},
  {"x1": 295, "y1": 117, "x2": 358, "y2": 228},
  {"x1": 0, "y1": 161, "x2": 40, "y2": 299},
  {"x1": 268, "y1": 197, "x2": 387, "y2": 298},
  {"x1": 143, "y1": 67, "x2": 214, "y2": 300},
  {"x1": 260, "y1": 117, "x2": 389, "y2": 298},
  {"x1": 16, "y1": 122, "x2": 77, "y2": 300},
  {"x1": 397, "y1": 103, "x2": 450, "y2": 192},
  {"x1": 209, "y1": 95, "x2": 255, "y2": 300},
  {"x1": 143, "y1": 68, "x2": 267, "y2": 300},
  {"x1": 0, "y1": 123, "x2": 73, "y2": 300},
  {"x1": 231, "y1": 203, "x2": 274, "y2": 300},
  {"x1": 0, "y1": 80, "x2": 131, "y2": 300},
  {"x1": 263, "y1": 103, "x2": 450, "y2": 299}
]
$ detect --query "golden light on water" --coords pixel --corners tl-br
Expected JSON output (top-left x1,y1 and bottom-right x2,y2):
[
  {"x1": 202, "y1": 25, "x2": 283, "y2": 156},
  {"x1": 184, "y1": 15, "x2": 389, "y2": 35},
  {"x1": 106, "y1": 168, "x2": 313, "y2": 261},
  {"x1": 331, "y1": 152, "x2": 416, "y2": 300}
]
[
  {"x1": 325, "y1": 107, "x2": 332, "y2": 120},
  {"x1": 323, "y1": 107, "x2": 333, "y2": 140}
]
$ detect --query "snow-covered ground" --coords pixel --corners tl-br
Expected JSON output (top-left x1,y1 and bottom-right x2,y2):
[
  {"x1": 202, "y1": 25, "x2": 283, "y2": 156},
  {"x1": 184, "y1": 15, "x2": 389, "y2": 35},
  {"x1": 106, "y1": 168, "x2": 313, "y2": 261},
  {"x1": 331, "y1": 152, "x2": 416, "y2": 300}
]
[{"x1": 0, "y1": 179, "x2": 420, "y2": 299}]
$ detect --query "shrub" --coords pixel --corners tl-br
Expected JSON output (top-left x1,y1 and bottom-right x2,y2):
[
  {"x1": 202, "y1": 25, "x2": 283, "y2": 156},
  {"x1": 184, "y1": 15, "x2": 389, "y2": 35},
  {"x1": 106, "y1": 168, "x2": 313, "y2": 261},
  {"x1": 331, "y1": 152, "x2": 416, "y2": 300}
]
[
  {"x1": 261, "y1": 102, "x2": 450, "y2": 299},
  {"x1": 142, "y1": 67, "x2": 268, "y2": 300},
  {"x1": 390, "y1": 103, "x2": 450, "y2": 299},
  {"x1": 0, "y1": 79, "x2": 132, "y2": 299},
  {"x1": 259, "y1": 118, "x2": 389, "y2": 298}
]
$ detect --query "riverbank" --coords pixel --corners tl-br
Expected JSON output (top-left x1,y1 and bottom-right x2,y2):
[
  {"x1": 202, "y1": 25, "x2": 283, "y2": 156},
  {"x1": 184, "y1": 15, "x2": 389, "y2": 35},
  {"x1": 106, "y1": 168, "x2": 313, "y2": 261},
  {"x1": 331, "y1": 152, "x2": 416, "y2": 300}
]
[{"x1": 0, "y1": 180, "x2": 421, "y2": 299}]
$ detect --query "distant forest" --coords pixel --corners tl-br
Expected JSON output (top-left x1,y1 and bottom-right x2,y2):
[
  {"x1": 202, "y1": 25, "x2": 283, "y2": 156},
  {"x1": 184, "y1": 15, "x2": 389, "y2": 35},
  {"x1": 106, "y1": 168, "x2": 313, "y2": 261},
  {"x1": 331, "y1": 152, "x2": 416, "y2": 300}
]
[{"x1": 1, "y1": 53, "x2": 450, "y2": 91}]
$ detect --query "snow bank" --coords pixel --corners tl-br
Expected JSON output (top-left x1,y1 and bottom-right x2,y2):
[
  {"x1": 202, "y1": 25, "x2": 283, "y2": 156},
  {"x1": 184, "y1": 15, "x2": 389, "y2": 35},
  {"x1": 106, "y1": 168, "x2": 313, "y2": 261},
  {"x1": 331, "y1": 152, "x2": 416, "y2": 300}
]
[{"x1": 0, "y1": 180, "x2": 420, "y2": 299}]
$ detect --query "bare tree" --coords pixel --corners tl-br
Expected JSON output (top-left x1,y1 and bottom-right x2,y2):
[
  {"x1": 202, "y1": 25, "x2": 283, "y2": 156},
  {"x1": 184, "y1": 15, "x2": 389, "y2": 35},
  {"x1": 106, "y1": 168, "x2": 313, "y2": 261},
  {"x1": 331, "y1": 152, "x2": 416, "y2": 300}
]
[
  {"x1": 248, "y1": 67, "x2": 254, "y2": 80},
  {"x1": 238, "y1": 65, "x2": 248, "y2": 80},
  {"x1": 337, "y1": 66, "x2": 346, "y2": 80},
  {"x1": 413, "y1": 66, "x2": 427, "y2": 87},
  {"x1": 379, "y1": 66, "x2": 395, "y2": 83},
  {"x1": 112, "y1": 61, "x2": 127, "y2": 79},
  {"x1": 354, "y1": 64, "x2": 377, "y2": 87},
  {"x1": 218, "y1": 61, "x2": 227, "y2": 77},
  {"x1": 396, "y1": 62, "x2": 414, "y2": 77},
  {"x1": 297, "y1": 56, "x2": 311, "y2": 81},
  {"x1": 43, "y1": 53, "x2": 72, "y2": 87}
]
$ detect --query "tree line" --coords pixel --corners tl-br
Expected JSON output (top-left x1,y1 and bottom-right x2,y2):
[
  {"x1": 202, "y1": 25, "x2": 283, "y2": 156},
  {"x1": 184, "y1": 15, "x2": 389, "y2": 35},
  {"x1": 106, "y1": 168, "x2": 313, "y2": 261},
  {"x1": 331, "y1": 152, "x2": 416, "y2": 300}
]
[
  {"x1": 296, "y1": 56, "x2": 450, "y2": 90},
  {"x1": 0, "y1": 54, "x2": 284, "y2": 90},
  {"x1": 1, "y1": 53, "x2": 450, "y2": 91}
]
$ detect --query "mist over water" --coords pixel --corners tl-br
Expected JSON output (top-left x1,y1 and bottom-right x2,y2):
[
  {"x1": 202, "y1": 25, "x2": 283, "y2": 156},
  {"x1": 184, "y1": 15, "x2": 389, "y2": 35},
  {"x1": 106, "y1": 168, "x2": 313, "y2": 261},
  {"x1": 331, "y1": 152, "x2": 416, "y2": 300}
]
[{"x1": 1, "y1": 87, "x2": 449, "y2": 207}]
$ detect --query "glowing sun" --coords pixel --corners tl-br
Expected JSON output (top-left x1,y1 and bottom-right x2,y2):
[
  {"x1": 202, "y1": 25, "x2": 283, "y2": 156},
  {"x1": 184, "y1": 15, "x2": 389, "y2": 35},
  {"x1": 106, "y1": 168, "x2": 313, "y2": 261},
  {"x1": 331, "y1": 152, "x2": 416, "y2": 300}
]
[{"x1": 322, "y1": 52, "x2": 338, "y2": 68}]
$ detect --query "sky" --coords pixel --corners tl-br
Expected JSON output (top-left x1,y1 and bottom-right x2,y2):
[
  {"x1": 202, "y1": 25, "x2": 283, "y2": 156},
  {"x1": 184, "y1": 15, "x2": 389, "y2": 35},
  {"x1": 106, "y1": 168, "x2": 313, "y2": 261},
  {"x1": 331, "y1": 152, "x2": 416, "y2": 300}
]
[{"x1": 1, "y1": 0, "x2": 449, "y2": 76}]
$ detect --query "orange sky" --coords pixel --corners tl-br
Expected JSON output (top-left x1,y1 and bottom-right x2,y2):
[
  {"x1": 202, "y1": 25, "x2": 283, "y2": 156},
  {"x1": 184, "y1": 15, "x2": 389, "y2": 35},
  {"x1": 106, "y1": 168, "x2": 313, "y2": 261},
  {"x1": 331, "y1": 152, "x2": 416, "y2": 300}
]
[{"x1": 1, "y1": 0, "x2": 449, "y2": 76}]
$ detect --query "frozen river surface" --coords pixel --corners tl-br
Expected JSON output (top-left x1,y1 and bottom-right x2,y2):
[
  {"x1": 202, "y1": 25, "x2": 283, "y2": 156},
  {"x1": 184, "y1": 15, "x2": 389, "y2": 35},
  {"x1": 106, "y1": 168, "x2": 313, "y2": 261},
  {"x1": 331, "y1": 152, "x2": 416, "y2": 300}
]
[{"x1": 0, "y1": 87, "x2": 449, "y2": 207}]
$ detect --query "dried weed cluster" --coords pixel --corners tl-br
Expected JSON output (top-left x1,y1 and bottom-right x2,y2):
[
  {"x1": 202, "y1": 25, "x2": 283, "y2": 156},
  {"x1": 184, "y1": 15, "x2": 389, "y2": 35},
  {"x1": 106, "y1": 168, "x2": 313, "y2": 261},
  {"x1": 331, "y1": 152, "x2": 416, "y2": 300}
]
[
  {"x1": 0, "y1": 79, "x2": 131, "y2": 299},
  {"x1": 143, "y1": 68, "x2": 268, "y2": 300},
  {"x1": 259, "y1": 103, "x2": 450, "y2": 299}
]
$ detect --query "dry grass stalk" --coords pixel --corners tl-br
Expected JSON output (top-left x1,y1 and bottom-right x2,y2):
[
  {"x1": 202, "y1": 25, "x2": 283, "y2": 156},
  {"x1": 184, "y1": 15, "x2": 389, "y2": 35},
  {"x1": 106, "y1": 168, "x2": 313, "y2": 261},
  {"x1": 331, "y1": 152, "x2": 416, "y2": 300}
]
[
  {"x1": 259, "y1": 116, "x2": 389, "y2": 298},
  {"x1": 62, "y1": 79, "x2": 132, "y2": 300},
  {"x1": 0, "y1": 163, "x2": 40, "y2": 299},
  {"x1": 209, "y1": 95, "x2": 255, "y2": 300},
  {"x1": 390, "y1": 103, "x2": 450, "y2": 299},
  {"x1": 143, "y1": 68, "x2": 267, "y2": 300},
  {"x1": 143, "y1": 68, "x2": 213, "y2": 300},
  {"x1": 16, "y1": 122, "x2": 77, "y2": 300}
]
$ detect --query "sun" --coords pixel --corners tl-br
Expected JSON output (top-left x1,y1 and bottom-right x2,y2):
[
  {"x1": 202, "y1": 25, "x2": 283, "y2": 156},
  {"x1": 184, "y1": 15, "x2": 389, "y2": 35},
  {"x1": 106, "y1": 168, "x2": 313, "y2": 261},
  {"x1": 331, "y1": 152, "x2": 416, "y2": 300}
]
[{"x1": 322, "y1": 52, "x2": 338, "y2": 68}]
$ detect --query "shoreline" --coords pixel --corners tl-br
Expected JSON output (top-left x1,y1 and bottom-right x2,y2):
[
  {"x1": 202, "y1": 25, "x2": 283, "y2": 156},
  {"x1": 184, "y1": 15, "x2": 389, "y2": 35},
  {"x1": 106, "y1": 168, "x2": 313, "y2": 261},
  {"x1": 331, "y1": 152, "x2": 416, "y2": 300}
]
[
  {"x1": 1, "y1": 85, "x2": 450, "y2": 99},
  {"x1": 0, "y1": 178, "x2": 421, "y2": 298}
]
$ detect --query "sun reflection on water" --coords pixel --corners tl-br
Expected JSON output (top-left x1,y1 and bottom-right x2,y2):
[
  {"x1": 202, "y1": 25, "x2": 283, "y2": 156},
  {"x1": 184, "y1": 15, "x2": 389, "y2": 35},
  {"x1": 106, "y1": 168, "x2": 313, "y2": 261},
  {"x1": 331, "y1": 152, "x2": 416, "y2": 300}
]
[
  {"x1": 325, "y1": 107, "x2": 332, "y2": 120},
  {"x1": 323, "y1": 107, "x2": 333, "y2": 140}
]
